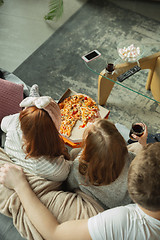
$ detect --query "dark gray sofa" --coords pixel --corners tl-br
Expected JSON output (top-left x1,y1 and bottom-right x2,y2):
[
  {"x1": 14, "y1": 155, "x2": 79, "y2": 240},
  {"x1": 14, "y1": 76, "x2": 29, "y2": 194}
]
[{"x1": 0, "y1": 213, "x2": 26, "y2": 240}]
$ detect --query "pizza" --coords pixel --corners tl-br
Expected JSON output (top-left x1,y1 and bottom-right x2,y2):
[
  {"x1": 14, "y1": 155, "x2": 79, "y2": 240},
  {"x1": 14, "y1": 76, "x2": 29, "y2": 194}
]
[{"x1": 58, "y1": 94, "x2": 100, "y2": 137}]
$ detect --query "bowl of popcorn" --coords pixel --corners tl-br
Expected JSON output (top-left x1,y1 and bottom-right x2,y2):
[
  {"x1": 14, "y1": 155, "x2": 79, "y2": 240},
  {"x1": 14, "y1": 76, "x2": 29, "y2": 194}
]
[{"x1": 117, "y1": 39, "x2": 145, "y2": 63}]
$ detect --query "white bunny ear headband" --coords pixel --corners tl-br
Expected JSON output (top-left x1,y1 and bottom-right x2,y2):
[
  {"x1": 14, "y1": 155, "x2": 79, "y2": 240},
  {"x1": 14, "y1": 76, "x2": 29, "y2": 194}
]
[
  {"x1": 20, "y1": 96, "x2": 52, "y2": 109},
  {"x1": 20, "y1": 96, "x2": 61, "y2": 131}
]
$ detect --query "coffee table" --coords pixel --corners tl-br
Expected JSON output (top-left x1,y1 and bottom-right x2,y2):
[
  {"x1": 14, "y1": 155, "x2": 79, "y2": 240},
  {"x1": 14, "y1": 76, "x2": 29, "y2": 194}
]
[{"x1": 85, "y1": 42, "x2": 160, "y2": 105}]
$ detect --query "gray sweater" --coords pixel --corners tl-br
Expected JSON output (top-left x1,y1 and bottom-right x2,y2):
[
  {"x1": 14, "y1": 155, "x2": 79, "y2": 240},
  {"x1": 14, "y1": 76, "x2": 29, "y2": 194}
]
[{"x1": 66, "y1": 151, "x2": 136, "y2": 210}]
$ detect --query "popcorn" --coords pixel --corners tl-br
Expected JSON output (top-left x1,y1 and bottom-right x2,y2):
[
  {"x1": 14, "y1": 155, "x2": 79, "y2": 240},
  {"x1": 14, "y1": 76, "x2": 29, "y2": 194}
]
[{"x1": 118, "y1": 44, "x2": 141, "y2": 62}]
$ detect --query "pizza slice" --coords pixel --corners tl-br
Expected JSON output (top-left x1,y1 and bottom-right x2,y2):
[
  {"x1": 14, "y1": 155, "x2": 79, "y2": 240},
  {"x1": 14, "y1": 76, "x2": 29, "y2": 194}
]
[
  {"x1": 59, "y1": 102, "x2": 81, "y2": 137},
  {"x1": 81, "y1": 96, "x2": 99, "y2": 110},
  {"x1": 60, "y1": 118, "x2": 77, "y2": 137},
  {"x1": 79, "y1": 107, "x2": 100, "y2": 128}
]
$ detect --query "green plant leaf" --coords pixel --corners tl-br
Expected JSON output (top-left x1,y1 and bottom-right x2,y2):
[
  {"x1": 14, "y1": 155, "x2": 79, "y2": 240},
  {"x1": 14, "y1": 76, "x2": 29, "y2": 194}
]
[
  {"x1": 44, "y1": 0, "x2": 63, "y2": 21},
  {"x1": 0, "y1": 0, "x2": 4, "y2": 6}
]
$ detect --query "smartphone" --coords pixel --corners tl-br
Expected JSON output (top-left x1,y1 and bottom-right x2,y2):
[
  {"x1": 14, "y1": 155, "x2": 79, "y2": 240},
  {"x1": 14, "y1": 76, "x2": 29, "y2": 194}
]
[{"x1": 82, "y1": 50, "x2": 101, "y2": 62}]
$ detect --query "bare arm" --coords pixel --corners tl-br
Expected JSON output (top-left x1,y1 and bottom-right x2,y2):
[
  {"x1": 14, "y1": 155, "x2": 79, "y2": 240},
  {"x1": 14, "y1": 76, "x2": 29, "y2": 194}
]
[{"x1": 0, "y1": 164, "x2": 92, "y2": 240}]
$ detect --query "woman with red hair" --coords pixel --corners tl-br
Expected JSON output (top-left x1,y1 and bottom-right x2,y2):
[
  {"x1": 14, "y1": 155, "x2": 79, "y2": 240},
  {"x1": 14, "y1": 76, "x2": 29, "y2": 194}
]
[{"x1": 1, "y1": 85, "x2": 71, "y2": 182}]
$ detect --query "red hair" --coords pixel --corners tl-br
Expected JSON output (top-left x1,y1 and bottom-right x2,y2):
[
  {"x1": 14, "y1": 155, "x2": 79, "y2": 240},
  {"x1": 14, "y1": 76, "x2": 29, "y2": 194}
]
[
  {"x1": 19, "y1": 106, "x2": 70, "y2": 160},
  {"x1": 79, "y1": 119, "x2": 128, "y2": 186}
]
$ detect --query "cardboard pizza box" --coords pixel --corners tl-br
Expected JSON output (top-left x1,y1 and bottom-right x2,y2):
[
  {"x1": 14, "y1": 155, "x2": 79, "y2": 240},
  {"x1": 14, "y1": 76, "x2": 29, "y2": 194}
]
[{"x1": 58, "y1": 88, "x2": 110, "y2": 148}]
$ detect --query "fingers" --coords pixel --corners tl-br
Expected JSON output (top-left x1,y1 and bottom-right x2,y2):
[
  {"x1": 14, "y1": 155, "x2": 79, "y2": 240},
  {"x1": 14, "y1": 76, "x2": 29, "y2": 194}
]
[
  {"x1": 0, "y1": 163, "x2": 21, "y2": 173},
  {"x1": 144, "y1": 125, "x2": 148, "y2": 135},
  {"x1": 0, "y1": 163, "x2": 10, "y2": 174},
  {"x1": 131, "y1": 133, "x2": 138, "y2": 140},
  {"x1": 0, "y1": 164, "x2": 24, "y2": 188},
  {"x1": 0, "y1": 164, "x2": 9, "y2": 184}
]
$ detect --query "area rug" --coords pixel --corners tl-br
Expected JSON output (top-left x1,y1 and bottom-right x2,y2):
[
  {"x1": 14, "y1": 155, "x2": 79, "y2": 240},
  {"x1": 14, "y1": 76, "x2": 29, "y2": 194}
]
[{"x1": 13, "y1": 0, "x2": 160, "y2": 135}]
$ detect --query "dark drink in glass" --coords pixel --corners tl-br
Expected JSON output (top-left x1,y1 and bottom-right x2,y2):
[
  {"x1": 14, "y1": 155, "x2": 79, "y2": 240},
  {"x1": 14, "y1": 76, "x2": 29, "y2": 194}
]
[
  {"x1": 106, "y1": 63, "x2": 115, "y2": 73},
  {"x1": 129, "y1": 123, "x2": 145, "y2": 141}
]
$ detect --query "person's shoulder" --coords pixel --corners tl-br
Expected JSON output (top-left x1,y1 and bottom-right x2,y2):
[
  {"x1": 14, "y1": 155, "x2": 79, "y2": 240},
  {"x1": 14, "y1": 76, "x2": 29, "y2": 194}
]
[
  {"x1": 2, "y1": 112, "x2": 18, "y2": 121},
  {"x1": 128, "y1": 150, "x2": 136, "y2": 158},
  {"x1": 88, "y1": 204, "x2": 137, "y2": 239},
  {"x1": 97, "y1": 204, "x2": 137, "y2": 227},
  {"x1": 126, "y1": 151, "x2": 136, "y2": 165},
  {"x1": 68, "y1": 152, "x2": 81, "y2": 169},
  {"x1": 105, "y1": 203, "x2": 136, "y2": 216},
  {"x1": 1, "y1": 113, "x2": 20, "y2": 129}
]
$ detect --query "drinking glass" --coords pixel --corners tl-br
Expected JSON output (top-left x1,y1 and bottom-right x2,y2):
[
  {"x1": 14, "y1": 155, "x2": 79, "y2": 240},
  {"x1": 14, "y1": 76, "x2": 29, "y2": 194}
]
[
  {"x1": 106, "y1": 59, "x2": 115, "y2": 74},
  {"x1": 129, "y1": 122, "x2": 145, "y2": 141}
]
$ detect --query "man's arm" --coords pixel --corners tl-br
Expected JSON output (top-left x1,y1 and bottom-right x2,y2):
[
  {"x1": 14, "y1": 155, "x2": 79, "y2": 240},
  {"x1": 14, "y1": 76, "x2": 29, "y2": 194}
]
[{"x1": 0, "y1": 164, "x2": 92, "y2": 240}]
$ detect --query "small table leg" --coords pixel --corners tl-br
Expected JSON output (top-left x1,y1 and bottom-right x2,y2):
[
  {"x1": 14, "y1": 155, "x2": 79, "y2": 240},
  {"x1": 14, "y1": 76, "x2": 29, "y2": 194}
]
[
  {"x1": 98, "y1": 70, "x2": 117, "y2": 105},
  {"x1": 149, "y1": 57, "x2": 160, "y2": 104}
]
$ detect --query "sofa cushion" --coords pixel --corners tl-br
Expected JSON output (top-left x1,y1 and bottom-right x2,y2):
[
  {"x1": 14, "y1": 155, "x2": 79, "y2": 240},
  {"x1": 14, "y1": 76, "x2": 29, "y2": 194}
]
[{"x1": 0, "y1": 78, "x2": 23, "y2": 123}]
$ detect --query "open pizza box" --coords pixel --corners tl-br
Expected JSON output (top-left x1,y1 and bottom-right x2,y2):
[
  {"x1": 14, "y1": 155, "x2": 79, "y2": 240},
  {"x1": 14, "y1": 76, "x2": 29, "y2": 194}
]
[{"x1": 58, "y1": 88, "x2": 110, "y2": 148}]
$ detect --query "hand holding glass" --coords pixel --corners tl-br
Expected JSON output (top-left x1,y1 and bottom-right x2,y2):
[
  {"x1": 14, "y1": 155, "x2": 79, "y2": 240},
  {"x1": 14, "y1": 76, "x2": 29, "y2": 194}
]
[{"x1": 129, "y1": 122, "x2": 145, "y2": 141}]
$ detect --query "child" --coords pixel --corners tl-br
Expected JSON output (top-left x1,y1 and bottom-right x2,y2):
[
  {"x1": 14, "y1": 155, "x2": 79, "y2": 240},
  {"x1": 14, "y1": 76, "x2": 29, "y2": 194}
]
[
  {"x1": 0, "y1": 142, "x2": 160, "y2": 240},
  {"x1": 0, "y1": 85, "x2": 71, "y2": 182},
  {"x1": 66, "y1": 119, "x2": 148, "y2": 209}
]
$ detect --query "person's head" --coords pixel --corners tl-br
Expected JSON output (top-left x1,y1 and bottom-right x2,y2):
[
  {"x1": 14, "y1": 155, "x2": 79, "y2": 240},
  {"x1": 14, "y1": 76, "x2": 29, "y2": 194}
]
[
  {"x1": 20, "y1": 96, "x2": 61, "y2": 131},
  {"x1": 128, "y1": 142, "x2": 160, "y2": 211},
  {"x1": 19, "y1": 105, "x2": 69, "y2": 160},
  {"x1": 79, "y1": 119, "x2": 128, "y2": 186}
]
